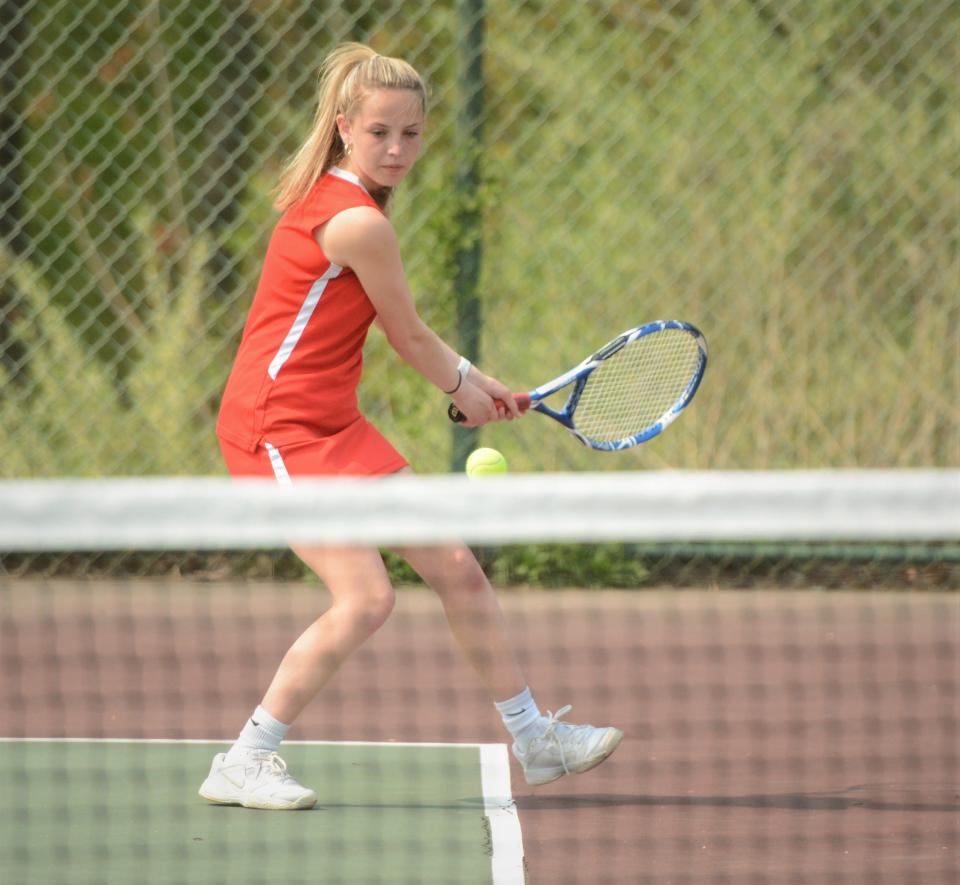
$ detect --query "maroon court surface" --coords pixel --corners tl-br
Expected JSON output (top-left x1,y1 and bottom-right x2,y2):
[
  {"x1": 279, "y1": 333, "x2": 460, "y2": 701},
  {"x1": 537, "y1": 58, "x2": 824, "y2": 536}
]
[{"x1": 2, "y1": 580, "x2": 958, "y2": 883}]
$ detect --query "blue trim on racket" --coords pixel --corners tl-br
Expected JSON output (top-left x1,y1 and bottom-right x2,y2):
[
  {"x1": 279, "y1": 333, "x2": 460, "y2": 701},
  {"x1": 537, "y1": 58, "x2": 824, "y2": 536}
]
[{"x1": 448, "y1": 320, "x2": 708, "y2": 451}]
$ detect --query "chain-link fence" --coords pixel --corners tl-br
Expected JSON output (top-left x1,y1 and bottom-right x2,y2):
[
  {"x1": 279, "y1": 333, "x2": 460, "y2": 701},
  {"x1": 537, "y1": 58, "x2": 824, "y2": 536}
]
[
  {"x1": 2, "y1": 0, "x2": 958, "y2": 584},
  {"x1": 3, "y1": 0, "x2": 957, "y2": 479}
]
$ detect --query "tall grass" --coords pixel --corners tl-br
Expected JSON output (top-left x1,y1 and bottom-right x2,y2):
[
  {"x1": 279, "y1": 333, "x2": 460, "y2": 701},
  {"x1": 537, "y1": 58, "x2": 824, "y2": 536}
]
[
  {"x1": 3, "y1": 0, "x2": 957, "y2": 477},
  {"x1": 0, "y1": 213, "x2": 225, "y2": 476},
  {"x1": 369, "y1": 0, "x2": 960, "y2": 472}
]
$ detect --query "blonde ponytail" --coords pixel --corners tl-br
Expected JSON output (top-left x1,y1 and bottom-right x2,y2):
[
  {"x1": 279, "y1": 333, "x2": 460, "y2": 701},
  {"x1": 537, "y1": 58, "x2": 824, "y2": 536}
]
[{"x1": 273, "y1": 43, "x2": 427, "y2": 212}]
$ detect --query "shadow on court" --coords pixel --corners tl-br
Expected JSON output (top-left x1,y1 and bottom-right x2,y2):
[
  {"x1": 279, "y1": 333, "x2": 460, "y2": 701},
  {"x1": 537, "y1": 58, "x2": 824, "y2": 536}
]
[{"x1": 517, "y1": 784, "x2": 960, "y2": 813}]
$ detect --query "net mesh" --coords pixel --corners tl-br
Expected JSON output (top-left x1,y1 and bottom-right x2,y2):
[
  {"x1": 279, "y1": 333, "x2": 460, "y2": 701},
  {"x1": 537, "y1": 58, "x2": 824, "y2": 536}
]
[
  {"x1": 575, "y1": 327, "x2": 705, "y2": 443},
  {"x1": 1, "y1": 473, "x2": 957, "y2": 884}
]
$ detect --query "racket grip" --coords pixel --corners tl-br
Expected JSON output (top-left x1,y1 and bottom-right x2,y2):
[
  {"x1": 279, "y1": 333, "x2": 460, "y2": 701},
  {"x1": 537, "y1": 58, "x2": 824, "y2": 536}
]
[{"x1": 447, "y1": 394, "x2": 530, "y2": 424}]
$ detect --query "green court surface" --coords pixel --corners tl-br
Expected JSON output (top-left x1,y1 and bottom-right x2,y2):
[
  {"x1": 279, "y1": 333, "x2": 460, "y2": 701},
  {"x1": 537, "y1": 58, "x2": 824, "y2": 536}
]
[{"x1": 0, "y1": 739, "x2": 523, "y2": 885}]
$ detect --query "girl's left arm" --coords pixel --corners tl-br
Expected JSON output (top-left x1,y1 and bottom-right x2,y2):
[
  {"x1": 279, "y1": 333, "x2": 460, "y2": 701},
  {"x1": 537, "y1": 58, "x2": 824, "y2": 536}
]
[{"x1": 318, "y1": 207, "x2": 519, "y2": 424}]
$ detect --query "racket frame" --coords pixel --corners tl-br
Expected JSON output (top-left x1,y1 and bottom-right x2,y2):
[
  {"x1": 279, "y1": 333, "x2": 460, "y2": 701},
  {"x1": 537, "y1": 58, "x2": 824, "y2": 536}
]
[{"x1": 521, "y1": 320, "x2": 707, "y2": 451}]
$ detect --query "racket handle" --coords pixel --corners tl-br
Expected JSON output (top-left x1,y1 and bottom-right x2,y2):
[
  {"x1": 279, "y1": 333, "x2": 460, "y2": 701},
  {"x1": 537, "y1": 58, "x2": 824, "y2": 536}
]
[{"x1": 448, "y1": 394, "x2": 531, "y2": 424}]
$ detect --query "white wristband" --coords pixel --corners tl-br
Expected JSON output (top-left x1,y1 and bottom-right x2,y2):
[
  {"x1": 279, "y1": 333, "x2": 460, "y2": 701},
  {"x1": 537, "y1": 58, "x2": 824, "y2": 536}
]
[{"x1": 442, "y1": 356, "x2": 471, "y2": 395}]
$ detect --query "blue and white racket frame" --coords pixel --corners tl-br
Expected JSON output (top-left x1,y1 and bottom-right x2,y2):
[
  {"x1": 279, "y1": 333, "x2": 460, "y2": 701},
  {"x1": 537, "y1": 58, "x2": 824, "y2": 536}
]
[{"x1": 450, "y1": 320, "x2": 708, "y2": 451}]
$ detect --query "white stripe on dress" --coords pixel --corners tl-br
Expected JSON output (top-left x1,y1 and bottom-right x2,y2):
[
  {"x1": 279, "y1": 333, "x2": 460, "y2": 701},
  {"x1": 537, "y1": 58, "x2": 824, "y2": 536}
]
[
  {"x1": 328, "y1": 166, "x2": 369, "y2": 194},
  {"x1": 263, "y1": 443, "x2": 291, "y2": 485},
  {"x1": 267, "y1": 262, "x2": 343, "y2": 380}
]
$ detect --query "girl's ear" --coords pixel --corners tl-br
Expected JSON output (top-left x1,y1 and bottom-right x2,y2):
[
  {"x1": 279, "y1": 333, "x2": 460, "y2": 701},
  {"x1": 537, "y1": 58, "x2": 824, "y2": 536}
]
[{"x1": 335, "y1": 113, "x2": 351, "y2": 145}]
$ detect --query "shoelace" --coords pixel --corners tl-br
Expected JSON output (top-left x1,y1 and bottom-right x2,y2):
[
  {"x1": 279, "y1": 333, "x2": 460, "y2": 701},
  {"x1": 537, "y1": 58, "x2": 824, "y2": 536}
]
[
  {"x1": 535, "y1": 704, "x2": 575, "y2": 775},
  {"x1": 266, "y1": 752, "x2": 288, "y2": 778},
  {"x1": 248, "y1": 751, "x2": 292, "y2": 781}
]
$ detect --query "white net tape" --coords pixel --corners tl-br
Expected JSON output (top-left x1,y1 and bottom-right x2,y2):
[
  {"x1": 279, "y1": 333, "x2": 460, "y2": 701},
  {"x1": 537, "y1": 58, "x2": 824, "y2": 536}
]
[{"x1": 1, "y1": 470, "x2": 956, "y2": 550}]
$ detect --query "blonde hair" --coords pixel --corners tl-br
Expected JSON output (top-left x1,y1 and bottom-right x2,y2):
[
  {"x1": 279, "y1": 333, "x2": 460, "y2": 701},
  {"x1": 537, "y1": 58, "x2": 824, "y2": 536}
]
[{"x1": 273, "y1": 43, "x2": 427, "y2": 212}]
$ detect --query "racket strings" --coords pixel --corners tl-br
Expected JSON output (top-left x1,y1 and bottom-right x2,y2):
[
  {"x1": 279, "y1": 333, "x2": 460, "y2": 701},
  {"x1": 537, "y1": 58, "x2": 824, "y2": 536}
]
[{"x1": 574, "y1": 330, "x2": 702, "y2": 443}]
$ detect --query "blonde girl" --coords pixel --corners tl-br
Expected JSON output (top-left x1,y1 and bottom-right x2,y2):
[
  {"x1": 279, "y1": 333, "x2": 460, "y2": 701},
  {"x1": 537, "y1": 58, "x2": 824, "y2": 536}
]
[{"x1": 201, "y1": 43, "x2": 621, "y2": 810}]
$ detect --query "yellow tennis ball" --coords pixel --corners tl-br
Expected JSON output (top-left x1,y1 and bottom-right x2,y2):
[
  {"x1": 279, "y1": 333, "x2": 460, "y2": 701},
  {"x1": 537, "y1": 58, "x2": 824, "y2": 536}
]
[{"x1": 465, "y1": 447, "x2": 508, "y2": 477}]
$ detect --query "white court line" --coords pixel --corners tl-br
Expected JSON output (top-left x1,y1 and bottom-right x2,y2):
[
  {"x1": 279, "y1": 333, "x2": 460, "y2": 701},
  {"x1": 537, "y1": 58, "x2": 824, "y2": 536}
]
[{"x1": 480, "y1": 743, "x2": 527, "y2": 885}]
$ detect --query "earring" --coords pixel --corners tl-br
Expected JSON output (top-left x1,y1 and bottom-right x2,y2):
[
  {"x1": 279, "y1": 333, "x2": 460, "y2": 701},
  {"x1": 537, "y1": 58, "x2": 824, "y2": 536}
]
[{"x1": 344, "y1": 142, "x2": 352, "y2": 155}]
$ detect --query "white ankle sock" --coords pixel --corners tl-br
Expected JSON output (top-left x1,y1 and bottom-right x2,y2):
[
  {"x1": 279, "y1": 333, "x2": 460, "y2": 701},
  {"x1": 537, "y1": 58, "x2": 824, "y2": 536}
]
[
  {"x1": 226, "y1": 705, "x2": 289, "y2": 760},
  {"x1": 494, "y1": 687, "x2": 543, "y2": 749}
]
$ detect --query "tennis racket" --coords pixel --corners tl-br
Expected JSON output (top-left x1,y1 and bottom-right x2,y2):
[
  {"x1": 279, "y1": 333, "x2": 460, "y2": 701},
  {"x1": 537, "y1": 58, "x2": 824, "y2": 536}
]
[{"x1": 448, "y1": 320, "x2": 707, "y2": 451}]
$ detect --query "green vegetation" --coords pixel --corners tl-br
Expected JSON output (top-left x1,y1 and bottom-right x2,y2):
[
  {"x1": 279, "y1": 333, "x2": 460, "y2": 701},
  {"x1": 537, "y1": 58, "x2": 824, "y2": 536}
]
[
  {"x1": 0, "y1": 215, "x2": 224, "y2": 475},
  {"x1": 2, "y1": 0, "x2": 957, "y2": 477}
]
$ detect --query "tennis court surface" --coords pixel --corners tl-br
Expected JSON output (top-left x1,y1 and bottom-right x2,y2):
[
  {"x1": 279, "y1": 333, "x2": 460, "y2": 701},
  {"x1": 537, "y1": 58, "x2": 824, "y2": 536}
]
[
  {"x1": 2, "y1": 580, "x2": 957, "y2": 884},
  {"x1": 1, "y1": 737, "x2": 519, "y2": 884},
  {"x1": 1, "y1": 473, "x2": 957, "y2": 883}
]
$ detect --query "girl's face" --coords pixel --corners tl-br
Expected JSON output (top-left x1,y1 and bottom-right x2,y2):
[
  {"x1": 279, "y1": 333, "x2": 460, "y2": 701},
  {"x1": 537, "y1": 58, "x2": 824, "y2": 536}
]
[{"x1": 337, "y1": 88, "x2": 424, "y2": 191}]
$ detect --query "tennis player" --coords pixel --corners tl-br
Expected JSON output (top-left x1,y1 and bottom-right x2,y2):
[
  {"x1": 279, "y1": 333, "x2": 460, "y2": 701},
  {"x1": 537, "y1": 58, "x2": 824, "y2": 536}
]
[{"x1": 200, "y1": 42, "x2": 622, "y2": 810}]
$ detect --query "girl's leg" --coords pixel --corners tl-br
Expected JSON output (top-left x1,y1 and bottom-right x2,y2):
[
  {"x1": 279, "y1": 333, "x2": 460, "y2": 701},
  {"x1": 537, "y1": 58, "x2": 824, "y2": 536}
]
[
  {"x1": 200, "y1": 544, "x2": 395, "y2": 810},
  {"x1": 392, "y1": 542, "x2": 526, "y2": 702},
  {"x1": 393, "y1": 542, "x2": 624, "y2": 788},
  {"x1": 260, "y1": 544, "x2": 397, "y2": 724}
]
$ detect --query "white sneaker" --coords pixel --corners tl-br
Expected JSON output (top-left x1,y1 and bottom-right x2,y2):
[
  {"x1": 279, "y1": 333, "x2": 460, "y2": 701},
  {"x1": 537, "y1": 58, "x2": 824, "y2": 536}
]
[
  {"x1": 513, "y1": 705, "x2": 623, "y2": 786},
  {"x1": 198, "y1": 750, "x2": 317, "y2": 810}
]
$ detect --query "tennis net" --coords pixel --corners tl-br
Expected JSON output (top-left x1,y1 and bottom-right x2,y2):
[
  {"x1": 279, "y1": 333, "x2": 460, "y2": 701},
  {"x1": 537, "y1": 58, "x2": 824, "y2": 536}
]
[{"x1": 1, "y1": 470, "x2": 957, "y2": 884}]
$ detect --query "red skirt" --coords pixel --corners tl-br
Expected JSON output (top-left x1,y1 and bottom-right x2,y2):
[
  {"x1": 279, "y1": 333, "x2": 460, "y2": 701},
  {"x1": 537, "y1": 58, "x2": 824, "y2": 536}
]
[{"x1": 219, "y1": 415, "x2": 408, "y2": 481}]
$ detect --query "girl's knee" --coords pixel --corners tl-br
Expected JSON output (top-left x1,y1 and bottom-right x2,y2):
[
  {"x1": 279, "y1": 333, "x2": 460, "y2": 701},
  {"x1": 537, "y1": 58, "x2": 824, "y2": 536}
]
[
  {"x1": 374, "y1": 585, "x2": 397, "y2": 622},
  {"x1": 433, "y1": 548, "x2": 490, "y2": 596},
  {"x1": 348, "y1": 584, "x2": 396, "y2": 631}
]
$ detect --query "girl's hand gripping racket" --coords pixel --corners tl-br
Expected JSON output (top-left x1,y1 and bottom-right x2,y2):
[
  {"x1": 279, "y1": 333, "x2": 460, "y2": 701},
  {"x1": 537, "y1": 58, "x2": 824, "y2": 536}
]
[{"x1": 448, "y1": 320, "x2": 707, "y2": 451}]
